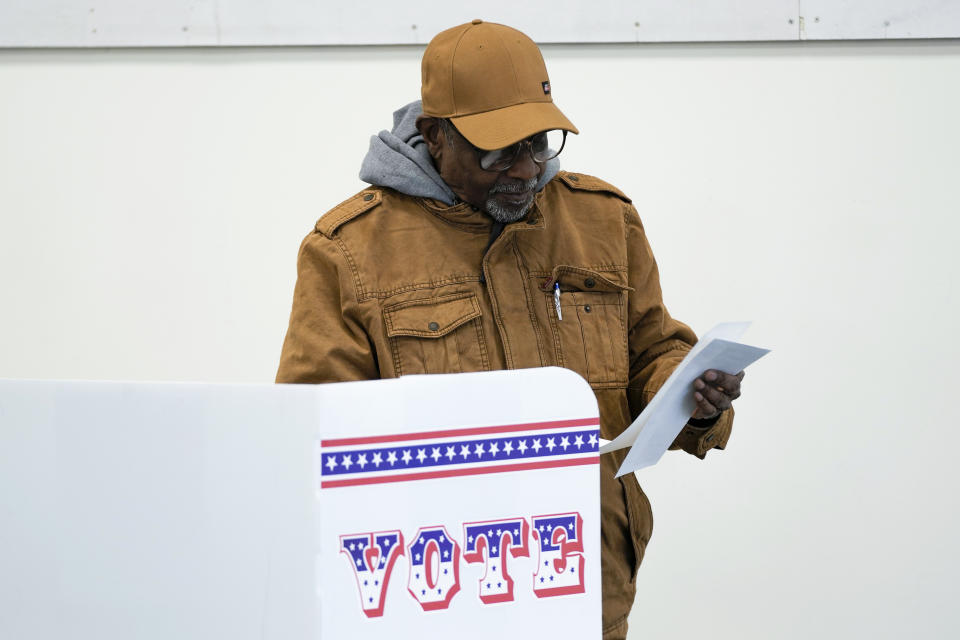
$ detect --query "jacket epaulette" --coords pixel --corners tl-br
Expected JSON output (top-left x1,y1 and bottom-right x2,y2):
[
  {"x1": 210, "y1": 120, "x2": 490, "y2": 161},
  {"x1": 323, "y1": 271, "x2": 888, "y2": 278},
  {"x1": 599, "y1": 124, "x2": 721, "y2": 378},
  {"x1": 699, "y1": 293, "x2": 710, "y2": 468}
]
[
  {"x1": 315, "y1": 189, "x2": 383, "y2": 238},
  {"x1": 558, "y1": 171, "x2": 632, "y2": 203}
]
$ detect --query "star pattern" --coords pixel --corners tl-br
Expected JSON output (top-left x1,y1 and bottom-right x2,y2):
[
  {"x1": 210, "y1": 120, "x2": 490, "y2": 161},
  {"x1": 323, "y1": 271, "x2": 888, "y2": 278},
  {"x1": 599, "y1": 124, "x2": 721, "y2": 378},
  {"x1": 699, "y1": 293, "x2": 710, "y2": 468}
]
[
  {"x1": 463, "y1": 518, "x2": 530, "y2": 604},
  {"x1": 407, "y1": 526, "x2": 460, "y2": 609},
  {"x1": 532, "y1": 513, "x2": 585, "y2": 596},
  {"x1": 321, "y1": 429, "x2": 600, "y2": 476},
  {"x1": 340, "y1": 531, "x2": 403, "y2": 615}
]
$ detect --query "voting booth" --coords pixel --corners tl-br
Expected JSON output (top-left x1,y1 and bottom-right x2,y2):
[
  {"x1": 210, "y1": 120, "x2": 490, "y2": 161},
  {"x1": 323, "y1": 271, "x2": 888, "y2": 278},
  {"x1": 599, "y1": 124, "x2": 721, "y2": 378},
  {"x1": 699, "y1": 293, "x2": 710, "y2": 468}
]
[{"x1": 0, "y1": 368, "x2": 601, "y2": 639}]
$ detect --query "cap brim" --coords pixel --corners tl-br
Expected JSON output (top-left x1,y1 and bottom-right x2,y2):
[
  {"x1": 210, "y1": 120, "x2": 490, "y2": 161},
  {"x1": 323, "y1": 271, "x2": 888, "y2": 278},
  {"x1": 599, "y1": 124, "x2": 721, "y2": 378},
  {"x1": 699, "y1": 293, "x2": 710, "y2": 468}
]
[{"x1": 450, "y1": 101, "x2": 579, "y2": 150}]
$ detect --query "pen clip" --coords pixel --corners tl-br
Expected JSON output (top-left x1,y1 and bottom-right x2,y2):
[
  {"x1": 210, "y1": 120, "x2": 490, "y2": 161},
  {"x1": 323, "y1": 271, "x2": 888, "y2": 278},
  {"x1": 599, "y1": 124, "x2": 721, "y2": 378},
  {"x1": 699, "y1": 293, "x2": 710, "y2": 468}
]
[{"x1": 553, "y1": 282, "x2": 562, "y2": 321}]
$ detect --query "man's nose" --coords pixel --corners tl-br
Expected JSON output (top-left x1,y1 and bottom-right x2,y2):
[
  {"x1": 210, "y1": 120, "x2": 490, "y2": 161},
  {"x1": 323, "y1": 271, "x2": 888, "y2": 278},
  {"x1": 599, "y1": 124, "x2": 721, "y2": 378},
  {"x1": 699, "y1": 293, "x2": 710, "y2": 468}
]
[{"x1": 505, "y1": 146, "x2": 541, "y2": 182}]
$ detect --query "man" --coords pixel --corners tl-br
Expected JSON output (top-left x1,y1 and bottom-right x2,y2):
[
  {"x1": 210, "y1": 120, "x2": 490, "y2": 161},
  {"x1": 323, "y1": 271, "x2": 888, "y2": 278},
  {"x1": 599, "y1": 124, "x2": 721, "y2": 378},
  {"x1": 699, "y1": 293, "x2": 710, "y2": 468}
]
[{"x1": 277, "y1": 19, "x2": 743, "y2": 640}]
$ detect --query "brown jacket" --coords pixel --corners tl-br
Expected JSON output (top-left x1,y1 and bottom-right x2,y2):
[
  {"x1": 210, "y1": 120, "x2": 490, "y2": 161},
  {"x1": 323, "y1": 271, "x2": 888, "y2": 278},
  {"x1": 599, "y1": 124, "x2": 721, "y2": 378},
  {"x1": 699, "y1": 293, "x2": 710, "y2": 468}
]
[{"x1": 276, "y1": 170, "x2": 732, "y2": 637}]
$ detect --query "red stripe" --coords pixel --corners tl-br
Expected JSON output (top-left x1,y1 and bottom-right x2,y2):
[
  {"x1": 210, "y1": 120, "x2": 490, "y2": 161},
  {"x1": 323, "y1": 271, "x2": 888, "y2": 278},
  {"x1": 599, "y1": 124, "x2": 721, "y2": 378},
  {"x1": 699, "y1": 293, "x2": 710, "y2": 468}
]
[
  {"x1": 320, "y1": 456, "x2": 600, "y2": 489},
  {"x1": 320, "y1": 417, "x2": 598, "y2": 448}
]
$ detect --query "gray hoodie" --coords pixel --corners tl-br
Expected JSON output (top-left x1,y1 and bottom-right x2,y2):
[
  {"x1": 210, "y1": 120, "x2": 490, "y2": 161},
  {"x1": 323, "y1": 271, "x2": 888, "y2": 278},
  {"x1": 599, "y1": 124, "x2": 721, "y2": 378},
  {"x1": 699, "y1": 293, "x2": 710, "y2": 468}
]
[{"x1": 359, "y1": 100, "x2": 559, "y2": 206}]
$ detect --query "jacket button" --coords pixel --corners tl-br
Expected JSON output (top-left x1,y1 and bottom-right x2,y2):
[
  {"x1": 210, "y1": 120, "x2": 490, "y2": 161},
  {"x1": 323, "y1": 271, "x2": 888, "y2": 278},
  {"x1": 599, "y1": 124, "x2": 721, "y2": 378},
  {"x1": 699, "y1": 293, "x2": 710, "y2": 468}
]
[
  {"x1": 569, "y1": 175, "x2": 579, "y2": 182},
  {"x1": 584, "y1": 277, "x2": 595, "y2": 288},
  {"x1": 363, "y1": 193, "x2": 374, "y2": 201},
  {"x1": 428, "y1": 322, "x2": 439, "y2": 331},
  {"x1": 584, "y1": 305, "x2": 592, "y2": 313}
]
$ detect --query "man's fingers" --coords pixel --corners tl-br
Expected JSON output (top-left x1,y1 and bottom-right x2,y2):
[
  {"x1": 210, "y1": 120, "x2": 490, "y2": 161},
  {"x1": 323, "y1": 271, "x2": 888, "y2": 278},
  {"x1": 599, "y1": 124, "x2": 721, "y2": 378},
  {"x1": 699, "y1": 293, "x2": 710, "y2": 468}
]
[
  {"x1": 703, "y1": 369, "x2": 745, "y2": 395},
  {"x1": 692, "y1": 391, "x2": 718, "y2": 419},
  {"x1": 693, "y1": 370, "x2": 746, "y2": 419},
  {"x1": 695, "y1": 382, "x2": 733, "y2": 411},
  {"x1": 693, "y1": 371, "x2": 740, "y2": 411}
]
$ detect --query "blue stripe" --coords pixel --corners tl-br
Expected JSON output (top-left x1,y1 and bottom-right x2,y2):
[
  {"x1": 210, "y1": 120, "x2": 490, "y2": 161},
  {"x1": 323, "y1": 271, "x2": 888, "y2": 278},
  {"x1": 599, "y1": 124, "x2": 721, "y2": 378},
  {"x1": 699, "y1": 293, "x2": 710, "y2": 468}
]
[{"x1": 321, "y1": 428, "x2": 599, "y2": 477}]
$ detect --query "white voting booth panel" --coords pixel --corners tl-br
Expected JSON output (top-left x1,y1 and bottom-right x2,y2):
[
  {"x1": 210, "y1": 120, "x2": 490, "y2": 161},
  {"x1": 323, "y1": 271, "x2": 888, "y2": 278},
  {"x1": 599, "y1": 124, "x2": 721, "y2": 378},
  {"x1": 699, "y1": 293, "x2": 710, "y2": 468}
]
[
  {"x1": 0, "y1": 368, "x2": 601, "y2": 640},
  {"x1": 317, "y1": 368, "x2": 601, "y2": 638}
]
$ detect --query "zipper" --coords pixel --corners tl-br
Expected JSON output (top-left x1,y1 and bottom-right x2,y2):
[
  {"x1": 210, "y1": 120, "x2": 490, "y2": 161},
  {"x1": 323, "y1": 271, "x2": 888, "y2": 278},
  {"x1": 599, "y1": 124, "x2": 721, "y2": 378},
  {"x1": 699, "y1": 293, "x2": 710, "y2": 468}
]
[{"x1": 479, "y1": 221, "x2": 506, "y2": 285}]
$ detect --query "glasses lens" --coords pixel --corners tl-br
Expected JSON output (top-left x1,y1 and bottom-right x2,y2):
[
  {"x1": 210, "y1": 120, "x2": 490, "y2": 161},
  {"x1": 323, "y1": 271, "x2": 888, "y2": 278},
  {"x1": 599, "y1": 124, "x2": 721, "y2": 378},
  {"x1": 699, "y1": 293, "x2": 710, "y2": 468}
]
[
  {"x1": 479, "y1": 147, "x2": 516, "y2": 171},
  {"x1": 478, "y1": 130, "x2": 568, "y2": 171},
  {"x1": 532, "y1": 130, "x2": 566, "y2": 163}
]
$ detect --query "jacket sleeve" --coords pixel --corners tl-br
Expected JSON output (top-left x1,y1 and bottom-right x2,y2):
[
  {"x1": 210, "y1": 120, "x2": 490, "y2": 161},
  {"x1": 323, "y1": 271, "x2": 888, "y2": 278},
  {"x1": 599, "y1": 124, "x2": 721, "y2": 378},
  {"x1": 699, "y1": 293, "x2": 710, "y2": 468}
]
[
  {"x1": 275, "y1": 232, "x2": 380, "y2": 384},
  {"x1": 623, "y1": 205, "x2": 732, "y2": 458}
]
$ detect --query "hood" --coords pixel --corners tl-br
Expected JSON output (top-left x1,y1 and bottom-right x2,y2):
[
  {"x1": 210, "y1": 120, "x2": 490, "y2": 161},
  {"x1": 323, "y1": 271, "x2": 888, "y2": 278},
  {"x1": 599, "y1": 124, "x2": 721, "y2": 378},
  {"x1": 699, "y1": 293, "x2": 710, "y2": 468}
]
[{"x1": 359, "y1": 100, "x2": 559, "y2": 206}]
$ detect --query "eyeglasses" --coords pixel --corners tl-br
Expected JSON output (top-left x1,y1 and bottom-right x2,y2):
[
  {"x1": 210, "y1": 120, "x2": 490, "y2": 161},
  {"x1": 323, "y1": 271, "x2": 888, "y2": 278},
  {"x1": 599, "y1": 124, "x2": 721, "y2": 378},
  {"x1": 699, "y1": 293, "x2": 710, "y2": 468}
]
[
  {"x1": 443, "y1": 120, "x2": 567, "y2": 172},
  {"x1": 478, "y1": 130, "x2": 568, "y2": 171}
]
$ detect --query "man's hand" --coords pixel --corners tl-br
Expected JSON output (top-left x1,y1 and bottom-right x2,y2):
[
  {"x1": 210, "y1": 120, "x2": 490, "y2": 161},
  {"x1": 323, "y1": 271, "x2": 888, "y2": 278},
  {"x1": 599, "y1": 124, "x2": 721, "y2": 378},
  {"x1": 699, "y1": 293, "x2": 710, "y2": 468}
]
[{"x1": 691, "y1": 370, "x2": 744, "y2": 420}]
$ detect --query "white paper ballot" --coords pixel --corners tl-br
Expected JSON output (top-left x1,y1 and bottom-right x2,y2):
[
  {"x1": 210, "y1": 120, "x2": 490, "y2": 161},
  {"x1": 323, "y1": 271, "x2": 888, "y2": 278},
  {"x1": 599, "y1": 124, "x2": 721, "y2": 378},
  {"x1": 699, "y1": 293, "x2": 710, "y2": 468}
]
[
  {"x1": 598, "y1": 322, "x2": 769, "y2": 477},
  {"x1": 600, "y1": 322, "x2": 751, "y2": 455}
]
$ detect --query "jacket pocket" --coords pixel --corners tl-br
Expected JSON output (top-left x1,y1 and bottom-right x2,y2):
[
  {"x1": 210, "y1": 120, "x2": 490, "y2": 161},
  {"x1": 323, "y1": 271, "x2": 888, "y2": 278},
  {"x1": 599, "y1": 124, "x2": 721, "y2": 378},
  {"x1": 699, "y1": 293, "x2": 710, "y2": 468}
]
[
  {"x1": 383, "y1": 292, "x2": 490, "y2": 376},
  {"x1": 544, "y1": 266, "x2": 631, "y2": 387}
]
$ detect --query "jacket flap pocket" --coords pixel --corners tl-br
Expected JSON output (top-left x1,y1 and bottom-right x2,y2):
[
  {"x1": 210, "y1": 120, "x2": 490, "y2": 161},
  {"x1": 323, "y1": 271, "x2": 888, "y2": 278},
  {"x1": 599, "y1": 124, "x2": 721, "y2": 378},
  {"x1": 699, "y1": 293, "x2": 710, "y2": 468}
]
[
  {"x1": 384, "y1": 293, "x2": 481, "y2": 338},
  {"x1": 546, "y1": 265, "x2": 633, "y2": 293}
]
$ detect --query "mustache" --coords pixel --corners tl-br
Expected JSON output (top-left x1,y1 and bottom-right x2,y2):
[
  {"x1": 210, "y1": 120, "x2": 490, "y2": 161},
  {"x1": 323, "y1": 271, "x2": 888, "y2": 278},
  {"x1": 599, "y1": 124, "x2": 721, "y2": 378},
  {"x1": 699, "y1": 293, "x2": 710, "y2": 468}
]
[{"x1": 490, "y1": 178, "x2": 538, "y2": 194}]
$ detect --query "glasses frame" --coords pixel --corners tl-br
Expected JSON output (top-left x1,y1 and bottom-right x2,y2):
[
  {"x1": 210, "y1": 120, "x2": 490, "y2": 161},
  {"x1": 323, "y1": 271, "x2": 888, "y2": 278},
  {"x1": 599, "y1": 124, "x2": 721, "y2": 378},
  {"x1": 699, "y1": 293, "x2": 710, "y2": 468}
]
[{"x1": 442, "y1": 119, "x2": 567, "y2": 173}]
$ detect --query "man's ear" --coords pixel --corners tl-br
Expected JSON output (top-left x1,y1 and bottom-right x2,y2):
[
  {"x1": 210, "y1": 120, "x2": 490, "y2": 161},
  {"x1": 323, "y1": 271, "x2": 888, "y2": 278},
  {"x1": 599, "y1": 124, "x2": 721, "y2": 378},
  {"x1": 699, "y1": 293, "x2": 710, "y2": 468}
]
[{"x1": 416, "y1": 116, "x2": 444, "y2": 163}]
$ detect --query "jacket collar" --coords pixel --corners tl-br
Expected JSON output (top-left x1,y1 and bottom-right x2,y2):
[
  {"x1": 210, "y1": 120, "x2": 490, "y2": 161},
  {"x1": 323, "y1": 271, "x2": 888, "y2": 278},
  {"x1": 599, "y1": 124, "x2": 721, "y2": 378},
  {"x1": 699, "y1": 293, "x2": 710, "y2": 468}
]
[{"x1": 417, "y1": 186, "x2": 549, "y2": 233}]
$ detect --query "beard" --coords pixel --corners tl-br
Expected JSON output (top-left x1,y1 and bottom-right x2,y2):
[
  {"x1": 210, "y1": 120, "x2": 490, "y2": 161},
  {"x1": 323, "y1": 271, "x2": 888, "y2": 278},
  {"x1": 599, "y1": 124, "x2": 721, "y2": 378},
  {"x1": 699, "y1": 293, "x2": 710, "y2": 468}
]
[{"x1": 484, "y1": 178, "x2": 539, "y2": 223}]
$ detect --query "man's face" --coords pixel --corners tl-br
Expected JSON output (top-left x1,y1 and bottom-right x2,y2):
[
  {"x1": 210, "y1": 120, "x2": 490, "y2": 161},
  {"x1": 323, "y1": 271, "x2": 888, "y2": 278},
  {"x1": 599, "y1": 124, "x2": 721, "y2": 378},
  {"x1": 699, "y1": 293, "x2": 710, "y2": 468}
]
[{"x1": 420, "y1": 118, "x2": 542, "y2": 223}]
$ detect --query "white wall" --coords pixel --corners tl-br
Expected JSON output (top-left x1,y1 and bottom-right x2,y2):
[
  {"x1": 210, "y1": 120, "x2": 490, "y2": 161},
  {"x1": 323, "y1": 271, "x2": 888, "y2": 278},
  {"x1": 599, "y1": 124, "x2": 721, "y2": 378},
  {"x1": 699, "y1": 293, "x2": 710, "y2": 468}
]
[
  {"x1": 1, "y1": 40, "x2": 959, "y2": 638},
  {"x1": 6, "y1": 0, "x2": 959, "y2": 47}
]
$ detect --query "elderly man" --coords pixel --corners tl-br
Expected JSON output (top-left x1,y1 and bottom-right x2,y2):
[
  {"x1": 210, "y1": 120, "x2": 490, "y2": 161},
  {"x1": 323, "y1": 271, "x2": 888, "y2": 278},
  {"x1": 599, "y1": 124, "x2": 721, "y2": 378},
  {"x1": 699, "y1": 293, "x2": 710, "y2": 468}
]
[{"x1": 277, "y1": 19, "x2": 743, "y2": 640}]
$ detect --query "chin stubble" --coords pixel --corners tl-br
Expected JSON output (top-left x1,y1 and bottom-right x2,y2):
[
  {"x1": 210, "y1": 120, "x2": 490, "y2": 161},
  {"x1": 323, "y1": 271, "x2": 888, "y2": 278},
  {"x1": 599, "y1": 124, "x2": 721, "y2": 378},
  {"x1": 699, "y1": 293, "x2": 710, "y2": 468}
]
[{"x1": 484, "y1": 178, "x2": 538, "y2": 223}]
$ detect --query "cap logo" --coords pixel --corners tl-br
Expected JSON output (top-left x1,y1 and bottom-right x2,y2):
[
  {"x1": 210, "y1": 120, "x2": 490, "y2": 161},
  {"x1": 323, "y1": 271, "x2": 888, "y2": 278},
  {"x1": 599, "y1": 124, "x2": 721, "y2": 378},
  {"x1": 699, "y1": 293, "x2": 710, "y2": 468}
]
[{"x1": 541, "y1": 81, "x2": 551, "y2": 95}]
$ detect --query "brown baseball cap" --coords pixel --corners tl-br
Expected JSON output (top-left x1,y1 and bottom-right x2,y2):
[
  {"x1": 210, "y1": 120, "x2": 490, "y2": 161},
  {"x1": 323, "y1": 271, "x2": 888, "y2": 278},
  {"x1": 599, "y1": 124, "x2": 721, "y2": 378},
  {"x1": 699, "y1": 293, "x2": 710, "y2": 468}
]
[{"x1": 421, "y1": 19, "x2": 578, "y2": 151}]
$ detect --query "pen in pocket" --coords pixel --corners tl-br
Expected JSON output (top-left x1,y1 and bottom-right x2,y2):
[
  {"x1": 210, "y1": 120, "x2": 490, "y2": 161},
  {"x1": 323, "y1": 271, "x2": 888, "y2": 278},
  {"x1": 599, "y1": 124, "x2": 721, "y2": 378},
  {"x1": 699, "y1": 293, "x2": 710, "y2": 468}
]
[{"x1": 553, "y1": 282, "x2": 562, "y2": 321}]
